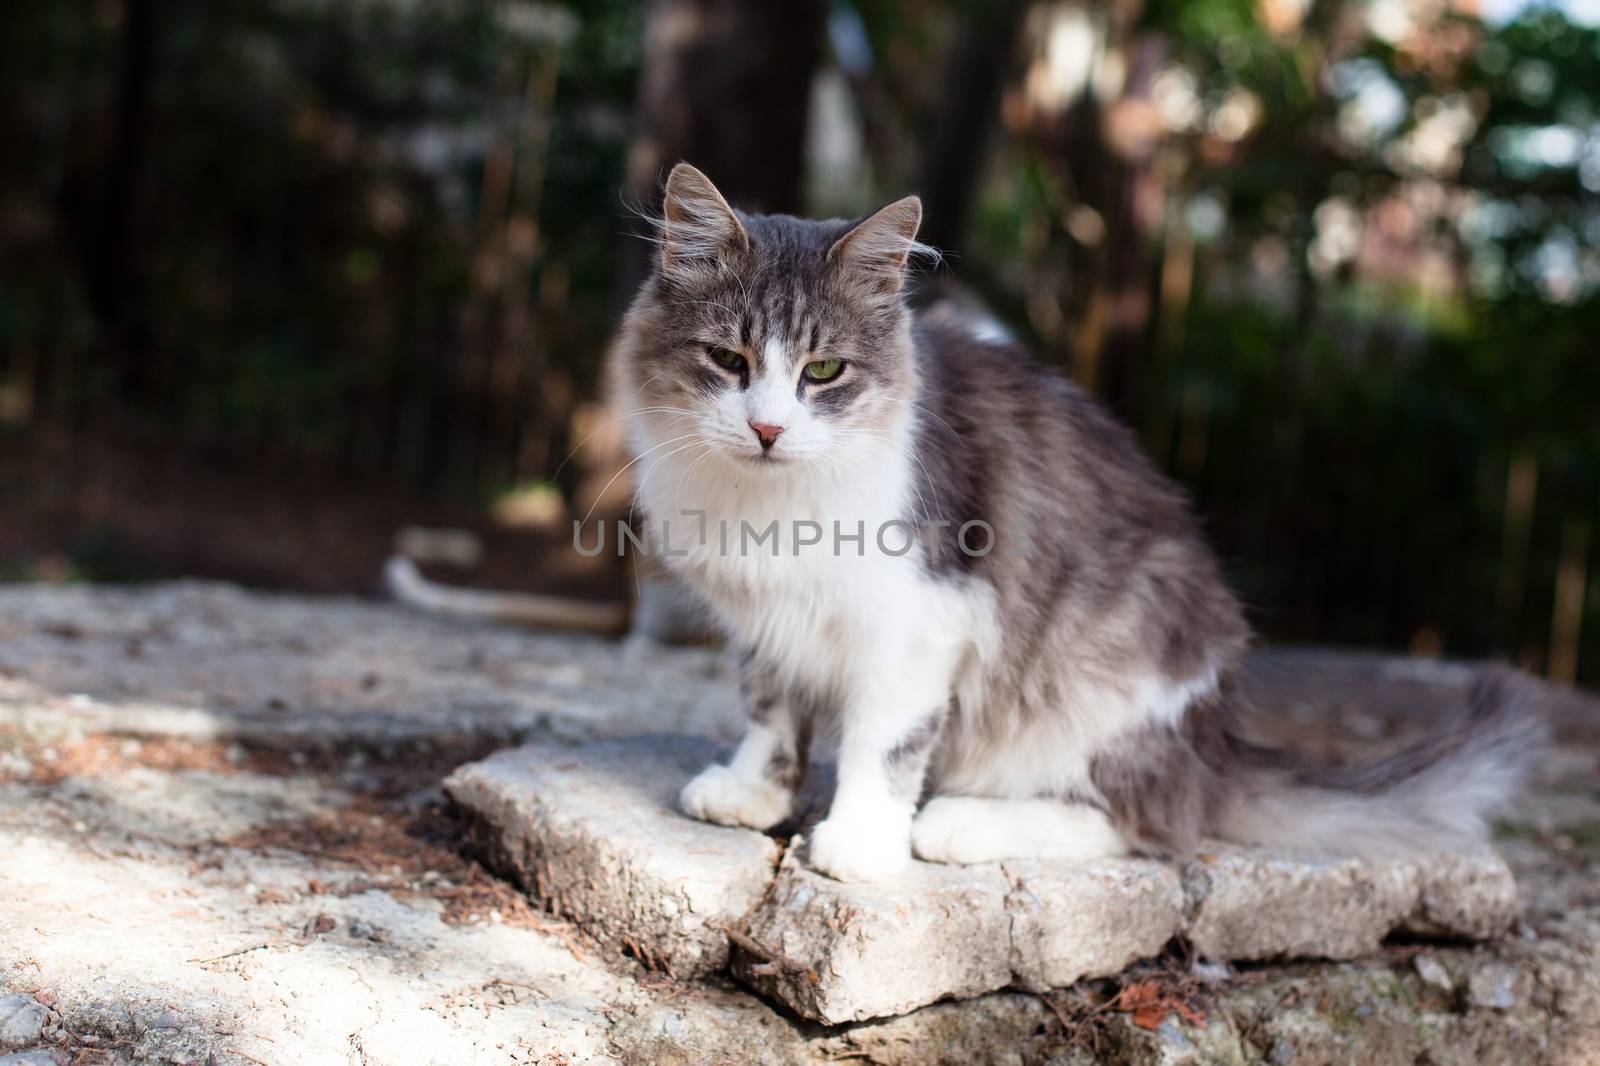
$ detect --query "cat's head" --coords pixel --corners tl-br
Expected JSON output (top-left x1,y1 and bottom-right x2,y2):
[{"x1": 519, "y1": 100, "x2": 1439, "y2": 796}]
[{"x1": 616, "y1": 164, "x2": 929, "y2": 469}]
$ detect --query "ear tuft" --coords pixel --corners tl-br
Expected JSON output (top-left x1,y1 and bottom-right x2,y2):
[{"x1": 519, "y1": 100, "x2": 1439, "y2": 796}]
[
  {"x1": 828, "y1": 196, "x2": 926, "y2": 295},
  {"x1": 659, "y1": 163, "x2": 747, "y2": 275}
]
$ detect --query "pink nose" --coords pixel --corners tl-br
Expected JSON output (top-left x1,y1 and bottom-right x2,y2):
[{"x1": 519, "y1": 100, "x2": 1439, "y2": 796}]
[{"x1": 749, "y1": 421, "x2": 784, "y2": 449}]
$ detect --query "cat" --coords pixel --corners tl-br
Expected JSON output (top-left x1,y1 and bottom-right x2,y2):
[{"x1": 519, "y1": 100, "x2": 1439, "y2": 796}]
[{"x1": 609, "y1": 162, "x2": 1538, "y2": 883}]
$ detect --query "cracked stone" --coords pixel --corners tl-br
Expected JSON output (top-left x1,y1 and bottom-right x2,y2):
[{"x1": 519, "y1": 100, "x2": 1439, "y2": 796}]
[
  {"x1": 1182, "y1": 848, "x2": 1517, "y2": 963},
  {"x1": 1003, "y1": 857, "x2": 1186, "y2": 993},
  {"x1": 450, "y1": 733, "x2": 1521, "y2": 1024},
  {"x1": 443, "y1": 734, "x2": 780, "y2": 978},
  {"x1": 728, "y1": 851, "x2": 1186, "y2": 1023},
  {"x1": 729, "y1": 842, "x2": 1015, "y2": 1024}
]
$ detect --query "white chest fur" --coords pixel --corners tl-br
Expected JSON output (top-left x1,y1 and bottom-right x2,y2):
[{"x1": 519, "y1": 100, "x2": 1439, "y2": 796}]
[{"x1": 630, "y1": 423, "x2": 977, "y2": 697}]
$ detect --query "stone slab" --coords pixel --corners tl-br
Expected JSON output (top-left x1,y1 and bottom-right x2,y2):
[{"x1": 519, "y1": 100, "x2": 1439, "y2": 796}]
[
  {"x1": 1003, "y1": 858, "x2": 1188, "y2": 992},
  {"x1": 448, "y1": 734, "x2": 1521, "y2": 1024},
  {"x1": 443, "y1": 735, "x2": 781, "y2": 978},
  {"x1": 728, "y1": 852, "x2": 1188, "y2": 1024},
  {"x1": 1181, "y1": 848, "x2": 1519, "y2": 963},
  {"x1": 729, "y1": 845, "x2": 1016, "y2": 1024}
]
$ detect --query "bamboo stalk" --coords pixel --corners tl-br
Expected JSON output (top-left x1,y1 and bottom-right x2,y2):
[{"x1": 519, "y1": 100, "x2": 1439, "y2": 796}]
[
  {"x1": 1548, "y1": 516, "x2": 1591, "y2": 684},
  {"x1": 1496, "y1": 450, "x2": 1538, "y2": 618}
]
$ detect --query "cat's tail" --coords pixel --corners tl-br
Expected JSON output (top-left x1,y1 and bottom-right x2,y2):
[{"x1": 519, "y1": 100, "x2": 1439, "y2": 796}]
[{"x1": 1211, "y1": 668, "x2": 1544, "y2": 856}]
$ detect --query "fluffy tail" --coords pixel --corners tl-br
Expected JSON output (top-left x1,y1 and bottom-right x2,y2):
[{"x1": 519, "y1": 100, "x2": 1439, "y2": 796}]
[
  {"x1": 384, "y1": 556, "x2": 629, "y2": 636},
  {"x1": 1213, "y1": 668, "x2": 1544, "y2": 856}
]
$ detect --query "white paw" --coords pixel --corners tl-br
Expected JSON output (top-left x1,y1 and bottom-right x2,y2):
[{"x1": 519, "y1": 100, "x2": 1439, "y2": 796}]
[
  {"x1": 806, "y1": 816, "x2": 911, "y2": 882},
  {"x1": 912, "y1": 796, "x2": 1004, "y2": 864},
  {"x1": 679, "y1": 765, "x2": 792, "y2": 830}
]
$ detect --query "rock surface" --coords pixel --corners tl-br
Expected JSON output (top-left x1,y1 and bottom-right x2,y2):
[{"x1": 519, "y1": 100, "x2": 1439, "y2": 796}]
[
  {"x1": 0, "y1": 995, "x2": 47, "y2": 1049},
  {"x1": 1003, "y1": 857, "x2": 1189, "y2": 991},
  {"x1": 1, "y1": 582, "x2": 1598, "y2": 1064},
  {"x1": 0, "y1": 581, "x2": 742, "y2": 747},
  {"x1": 1181, "y1": 848, "x2": 1520, "y2": 962},
  {"x1": 732, "y1": 843, "x2": 1019, "y2": 1023},
  {"x1": 444, "y1": 737, "x2": 780, "y2": 978},
  {"x1": 449, "y1": 735, "x2": 1521, "y2": 1024}
]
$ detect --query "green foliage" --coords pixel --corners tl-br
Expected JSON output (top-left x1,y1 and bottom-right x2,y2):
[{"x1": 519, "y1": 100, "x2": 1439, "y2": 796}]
[
  {"x1": 0, "y1": 0, "x2": 641, "y2": 472},
  {"x1": 1102, "y1": 4, "x2": 1600, "y2": 678}
]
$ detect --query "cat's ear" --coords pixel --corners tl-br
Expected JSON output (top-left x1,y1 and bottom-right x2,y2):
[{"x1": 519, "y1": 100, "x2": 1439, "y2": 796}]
[
  {"x1": 659, "y1": 163, "x2": 747, "y2": 276},
  {"x1": 828, "y1": 196, "x2": 924, "y2": 295}
]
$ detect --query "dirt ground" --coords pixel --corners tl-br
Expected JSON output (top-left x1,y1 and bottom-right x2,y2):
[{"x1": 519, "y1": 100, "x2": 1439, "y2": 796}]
[{"x1": 0, "y1": 422, "x2": 625, "y2": 601}]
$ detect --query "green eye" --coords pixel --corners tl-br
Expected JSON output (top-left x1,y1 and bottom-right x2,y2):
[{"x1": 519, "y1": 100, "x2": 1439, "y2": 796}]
[
  {"x1": 802, "y1": 359, "x2": 844, "y2": 383},
  {"x1": 707, "y1": 346, "x2": 746, "y2": 371}
]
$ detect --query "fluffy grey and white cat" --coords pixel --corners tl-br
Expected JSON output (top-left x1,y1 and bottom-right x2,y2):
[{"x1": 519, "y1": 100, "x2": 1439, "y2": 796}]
[{"x1": 610, "y1": 163, "x2": 1535, "y2": 883}]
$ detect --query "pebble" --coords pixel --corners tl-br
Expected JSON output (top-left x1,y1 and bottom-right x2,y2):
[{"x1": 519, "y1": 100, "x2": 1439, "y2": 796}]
[
  {"x1": 1412, "y1": 954, "x2": 1453, "y2": 993},
  {"x1": 0, "y1": 994, "x2": 47, "y2": 1049},
  {"x1": 1467, "y1": 962, "x2": 1520, "y2": 1010},
  {"x1": 349, "y1": 918, "x2": 387, "y2": 942},
  {"x1": 1154, "y1": 1018, "x2": 1194, "y2": 1048},
  {"x1": 145, "y1": 1009, "x2": 183, "y2": 1032}
]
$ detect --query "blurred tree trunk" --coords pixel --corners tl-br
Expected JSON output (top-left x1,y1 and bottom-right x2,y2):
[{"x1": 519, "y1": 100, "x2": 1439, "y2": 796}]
[
  {"x1": 1070, "y1": 26, "x2": 1165, "y2": 417},
  {"x1": 90, "y1": 0, "x2": 158, "y2": 405},
  {"x1": 1088, "y1": 30, "x2": 1164, "y2": 416},
  {"x1": 915, "y1": 0, "x2": 1027, "y2": 253},
  {"x1": 615, "y1": 0, "x2": 824, "y2": 303}
]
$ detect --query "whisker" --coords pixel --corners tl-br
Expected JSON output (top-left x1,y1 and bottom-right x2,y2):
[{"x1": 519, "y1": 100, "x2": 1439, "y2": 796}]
[
  {"x1": 906, "y1": 397, "x2": 962, "y2": 442},
  {"x1": 580, "y1": 432, "x2": 701, "y2": 527},
  {"x1": 628, "y1": 437, "x2": 709, "y2": 551},
  {"x1": 638, "y1": 438, "x2": 708, "y2": 492},
  {"x1": 553, "y1": 407, "x2": 699, "y2": 479},
  {"x1": 673, "y1": 444, "x2": 717, "y2": 519}
]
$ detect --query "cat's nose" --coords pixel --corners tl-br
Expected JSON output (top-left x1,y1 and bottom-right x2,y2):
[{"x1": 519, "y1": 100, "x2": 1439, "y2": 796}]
[{"x1": 749, "y1": 421, "x2": 785, "y2": 449}]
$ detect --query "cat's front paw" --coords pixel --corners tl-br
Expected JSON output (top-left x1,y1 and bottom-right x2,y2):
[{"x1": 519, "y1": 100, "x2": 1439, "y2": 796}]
[
  {"x1": 911, "y1": 796, "x2": 1000, "y2": 864},
  {"x1": 680, "y1": 765, "x2": 792, "y2": 830},
  {"x1": 806, "y1": 816, "x2": 911, "y2": 882}
]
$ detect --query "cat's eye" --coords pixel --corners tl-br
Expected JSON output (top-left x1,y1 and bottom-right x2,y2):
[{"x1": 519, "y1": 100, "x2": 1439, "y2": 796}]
[
  {"x1": 802, "y1": 359, "x2": 845, "y2": 383},
  {"x1": 707, "y1": 346, "x2": 746, "y2": 372}
]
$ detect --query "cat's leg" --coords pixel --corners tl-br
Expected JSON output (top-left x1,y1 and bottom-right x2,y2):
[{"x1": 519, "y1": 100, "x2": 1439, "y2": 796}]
[
  {"x1": 680, "y1": 656, "x2": 809, "y2": 830},
  {"x1": 911, "y1": 796, "x2": 1127, "y2": 864},
  {"x1": 806, "y1": 649, "x2": 951, "y2": 882}
]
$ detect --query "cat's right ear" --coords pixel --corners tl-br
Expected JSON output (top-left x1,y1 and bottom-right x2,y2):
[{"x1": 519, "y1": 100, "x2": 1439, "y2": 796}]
[
  {"x1": 658, "y1": 164, "x2": 747, "y2": 277},
  {"x1": 827, "y1": 195, "x2": 924, "y2": 296}
]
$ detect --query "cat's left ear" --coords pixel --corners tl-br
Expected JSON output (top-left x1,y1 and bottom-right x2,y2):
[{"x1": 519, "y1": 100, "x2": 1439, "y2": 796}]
[
  {"x1": 828, "y1": 196, "x2": 924, "y2": 296},
  {"x1": 659, "y1": 163, "x2": 748, "y2": 277}
]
